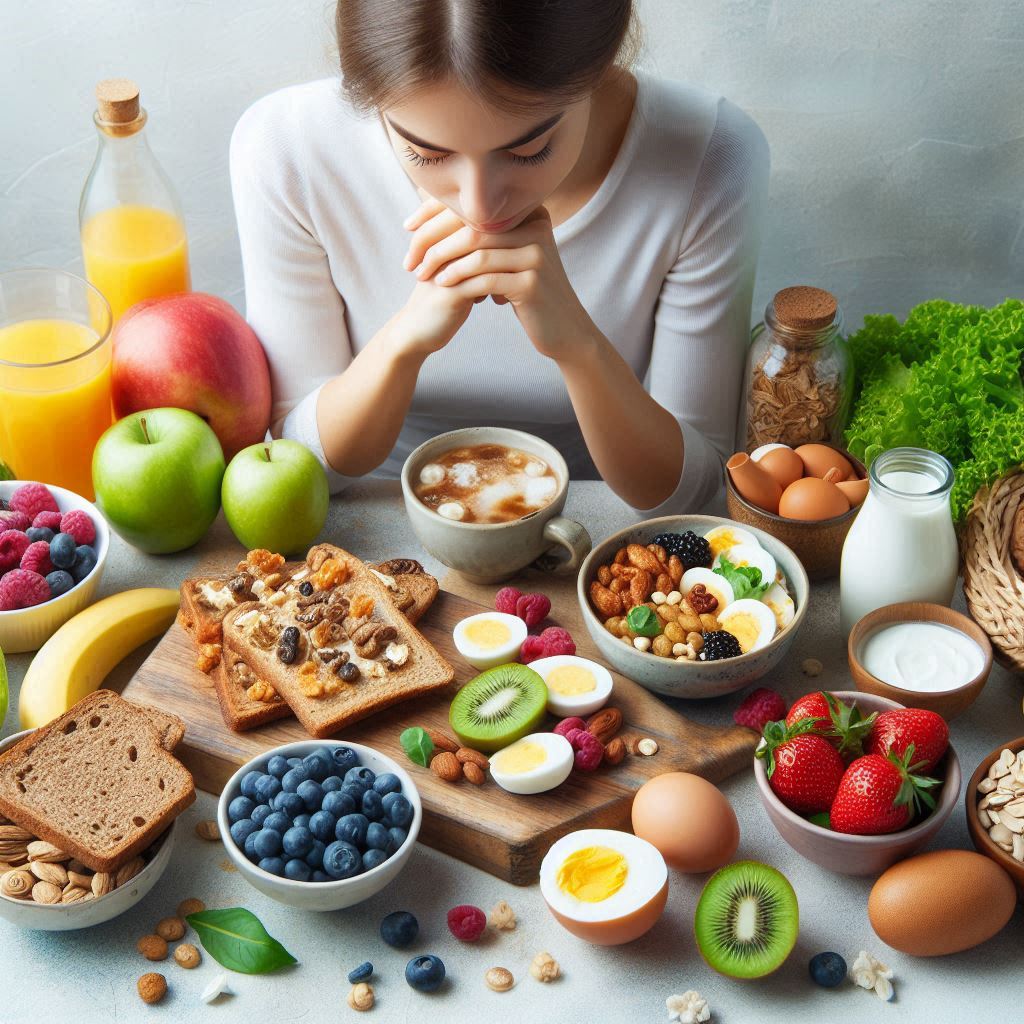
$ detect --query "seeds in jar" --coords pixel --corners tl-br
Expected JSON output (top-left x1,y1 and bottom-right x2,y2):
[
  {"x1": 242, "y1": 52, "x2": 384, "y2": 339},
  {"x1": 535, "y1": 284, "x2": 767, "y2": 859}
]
[{"x1": 978, "y1": 747, "x2": 1024, "y2": 860}]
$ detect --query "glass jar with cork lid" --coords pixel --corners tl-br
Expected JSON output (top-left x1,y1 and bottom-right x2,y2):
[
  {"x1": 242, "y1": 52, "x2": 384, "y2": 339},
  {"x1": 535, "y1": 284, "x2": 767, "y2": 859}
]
[{"x1": 742, "y1": 286, "x2": 851, "y2": 451}]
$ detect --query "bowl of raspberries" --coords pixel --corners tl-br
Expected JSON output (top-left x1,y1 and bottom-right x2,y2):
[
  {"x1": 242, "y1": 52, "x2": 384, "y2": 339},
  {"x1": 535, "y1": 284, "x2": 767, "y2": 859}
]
[{"x1": 0, "y1": 481, "x2": 109, "y2": 653}]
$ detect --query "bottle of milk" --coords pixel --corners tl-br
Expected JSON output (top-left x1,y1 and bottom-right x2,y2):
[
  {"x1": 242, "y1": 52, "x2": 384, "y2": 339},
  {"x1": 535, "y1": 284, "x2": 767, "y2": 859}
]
[{"x1": 839, "y1": 447, "x2": 958, "y2": 636}]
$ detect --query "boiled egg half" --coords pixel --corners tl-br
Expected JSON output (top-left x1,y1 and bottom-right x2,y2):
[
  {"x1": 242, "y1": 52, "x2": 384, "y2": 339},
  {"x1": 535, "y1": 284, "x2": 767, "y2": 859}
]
[
  {"x1": 762, "y1": 582, "x2": 796, "y2": 630},
  {"x1": 703, "y1": 524, "x2": 758, "y2": 561},
  {"x1": 717, "y1": 598, "x2": 777, "y2": 653},
  {"x1": 540, "y1": 829, "x2": 669, "y2": 945},
  {"x1": 453, "y1": 612, "x2": 528, "y2": 670},
  {"x1": 530, "y1": 655, "x2": 613, "y2": 718},
  {"x1": 680, "y1": 567, "x2": 734, "y2": 611},
  {"x1": 489, "y1": 732, "x2": 574, "y2": 795},
  {"x1": 714, "y1": 543, "x2": 777, "y2": 590}
]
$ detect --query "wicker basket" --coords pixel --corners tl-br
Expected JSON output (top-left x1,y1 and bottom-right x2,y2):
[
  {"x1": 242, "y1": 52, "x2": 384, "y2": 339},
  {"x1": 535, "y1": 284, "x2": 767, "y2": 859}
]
[{"x1": 962, "y1": 468, "x2": 1024, "y2": 672}]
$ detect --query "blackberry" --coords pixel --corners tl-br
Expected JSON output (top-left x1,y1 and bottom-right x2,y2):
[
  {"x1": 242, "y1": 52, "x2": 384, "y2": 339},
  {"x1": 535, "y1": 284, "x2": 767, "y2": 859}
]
[
  {"x1": 699, "y1": 630, "x2": 742, "y2": 661},
  {"x1": 652, "y1": 530, "x2": 712, "y2": 568}
]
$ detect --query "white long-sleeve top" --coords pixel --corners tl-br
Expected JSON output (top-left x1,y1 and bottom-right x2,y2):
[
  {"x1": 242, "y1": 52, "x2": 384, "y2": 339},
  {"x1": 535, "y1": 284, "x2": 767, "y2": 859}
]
[{"x1": 229, "y1": 70, "x2": 769, "y2": 514}]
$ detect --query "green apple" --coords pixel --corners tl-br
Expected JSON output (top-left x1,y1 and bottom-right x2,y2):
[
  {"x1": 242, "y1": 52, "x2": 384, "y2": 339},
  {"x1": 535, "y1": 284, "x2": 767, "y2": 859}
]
[{"x1": 92, "y1": 407, "x2": 226, "y2": 554}]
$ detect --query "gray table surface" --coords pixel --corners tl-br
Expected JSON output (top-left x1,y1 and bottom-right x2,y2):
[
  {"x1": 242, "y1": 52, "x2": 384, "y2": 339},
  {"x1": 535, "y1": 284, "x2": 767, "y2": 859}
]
[{"x1": 1, "y1": 480, "x2": 1019, "y2": 1023}]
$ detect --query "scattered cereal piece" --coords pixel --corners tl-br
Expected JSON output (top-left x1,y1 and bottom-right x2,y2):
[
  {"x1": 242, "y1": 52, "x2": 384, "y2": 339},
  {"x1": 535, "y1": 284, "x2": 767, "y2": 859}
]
[
  {"x1": 636, "y1": 737, "x2": 659, "y2": 756},
  {"x1": 156, "y1": 916, "x2": 186, "y2": 942},
  {"x1": 485, "y1": 966, "x2": 515, "y2": 992},
  {"x1": 137, "y1": 935, "x2": 168, "y2": 961},
  {"x1": 851, "y1": 950, "x2": 894, "y2": 1002},
  {"x1": 530, "y1": 951, "x2": 560, "y2": 982},
  {"x1": 802, "y1": 658, "x2": 823, "y2": 677},
  {"x1": 489, "y1": 899, "x2": 516, "y2": 930},
  {"x1": 666, "y1": 990, "x2": 710, "y2": 1023},
  {"x1": 195, "y1": 820, "x2": 220, "y2": 842},
  {"x1": 137, "y1": 973, "x2": 167, "y2": 1005},
  {"x1": 174, "y1": 943, "x2": 201, "y2": 969},
  {"x1": 347, "y1": 982, "x2": 375, "y2": 1011}
]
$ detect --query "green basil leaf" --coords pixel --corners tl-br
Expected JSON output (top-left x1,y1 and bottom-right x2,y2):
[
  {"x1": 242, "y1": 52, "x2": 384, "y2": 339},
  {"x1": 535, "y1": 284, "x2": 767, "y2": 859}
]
[
  {"x1": 0, "y1": 460, "x2": 13, "y2": 482},
  {"x1": 400, "y1": 726, "x2": 434, "y2": 767},
  {"x1": 626, "y1": 605, "x2": 661, "y2": 637},
  {"x1": 713, "y1": 556, "x2": 769, "y2": 601},
  {"x1": 186, "y1": 908, "x2": 298, "y2": 974}
]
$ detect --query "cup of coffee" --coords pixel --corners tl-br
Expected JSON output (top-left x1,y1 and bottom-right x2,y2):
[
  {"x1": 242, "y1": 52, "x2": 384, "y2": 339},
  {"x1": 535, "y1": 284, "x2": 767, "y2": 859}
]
[{"x1": 401, "y1": 427, "x2": 592, "y2": 583}]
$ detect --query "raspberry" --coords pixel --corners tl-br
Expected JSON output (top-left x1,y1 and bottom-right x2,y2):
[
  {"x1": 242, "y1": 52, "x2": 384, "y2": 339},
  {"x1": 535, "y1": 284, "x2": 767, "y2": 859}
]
[
  {"x1": 20, "y1": 541, "x2": 54, "y2": 576},
  {"x1": 32, "y1": 510, "x2": 63, "y2": 532},
  {"x1": 0, "y1": 530, "x2": 31, "y2": 573},
  {"x1": 8, "y1": 483, "x2": 59, "y2": 521},
  {"x1": 59, "y1": 509, "x2": 96, "y2": 546},
  {"x1": 0, "y1": 568, "x2": 50, "y2": 610},
  {"x1": 494, "y1": 586, "x2": 523, "y2": 615},
  {"x1": 515, "y1": 592, "x2": 551, "y2": 627},
  {"x1": 565, "y1": 728, "x2": 604, "y2": 772},
  {"x1": 0, "y1": 510, "x2": 30, "y2": 533},
  {"x1": 553, "y1": 716, "x2": 587, "y2": 738},
  {"x1": 733, "y1": 687, "x2": 788, "y2": 732},
  {"x1": 446, "y1": 904, "x2": 487, "y2": 941},
  {"x1": 520, "y1": 626, "x2": 575, "y2": 663}
]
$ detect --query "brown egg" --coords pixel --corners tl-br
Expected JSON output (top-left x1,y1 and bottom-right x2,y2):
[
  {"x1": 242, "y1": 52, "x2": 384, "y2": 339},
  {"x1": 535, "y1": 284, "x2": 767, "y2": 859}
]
[
  {"x1": 631, "y1": 772, "x2": 739, "y2": 872},
  {"x1": 868, "y1": 850, "x2": 1016, "y2": 956},
  {"x1": 757, "y1": 446, "x2": 805, "y2": 490},
  {"x1": 836, "y1": 477, "x2": 869, "y2": 507},
  {"x1": 727, "y1": 453, "x2": 782, "y2": 514},
  {"x1": 794, "y1": 444, "x2": 854, "y2": 481},
  {"x1": 778, "y1": 477, "x2": 850, "y2": 521}
]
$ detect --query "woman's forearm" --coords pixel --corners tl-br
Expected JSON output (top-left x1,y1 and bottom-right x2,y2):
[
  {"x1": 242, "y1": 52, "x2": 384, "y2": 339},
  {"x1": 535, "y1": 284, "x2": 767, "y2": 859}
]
[{"x1": 558, "y1": 326, "x2": 684, "y2": 510}]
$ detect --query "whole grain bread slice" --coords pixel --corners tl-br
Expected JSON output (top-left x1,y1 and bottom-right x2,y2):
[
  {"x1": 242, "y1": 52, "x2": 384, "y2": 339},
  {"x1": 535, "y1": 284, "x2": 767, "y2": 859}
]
[
  {"x1": 0, "y1": 690, "x2": 195, "y2": 873},
  {"x1": 132, "y1": 701, "x2": 186, "y2": 751}
]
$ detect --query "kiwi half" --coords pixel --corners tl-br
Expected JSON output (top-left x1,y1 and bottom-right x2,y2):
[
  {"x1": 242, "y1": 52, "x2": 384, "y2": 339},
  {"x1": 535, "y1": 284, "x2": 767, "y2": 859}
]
[
  {"x1": 449, "y1": 663, "x2": 548, "y2": 753},
  {"x1": 694, "y1": 860, "x2": 799, "y2": 979}
]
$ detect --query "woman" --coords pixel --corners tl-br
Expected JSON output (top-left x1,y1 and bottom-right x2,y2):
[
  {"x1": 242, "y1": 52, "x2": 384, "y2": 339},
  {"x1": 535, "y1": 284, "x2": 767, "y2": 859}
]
[{"x1": 230, "y1": 0, "x2": 768, "y2": 514}]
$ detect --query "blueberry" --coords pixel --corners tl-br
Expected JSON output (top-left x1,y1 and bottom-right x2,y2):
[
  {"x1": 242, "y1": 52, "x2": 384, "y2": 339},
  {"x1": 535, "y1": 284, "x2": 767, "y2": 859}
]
[
  {"x1": 361, "y1": 789, "x2": 385, "y2": 822},
  {"x1": 70, "y1": 545, "x2": 97, "y2": 583},
  {"x1": 809, "y1": 951, "x2": 847, "y2": 988},
  {"x1": 372, "y1": 773, "x2": 402, "y2": 796},
  {"x1": 250, "y1": 803, "x2": 272, "y2": 827},
  {"x1": 387, "y1": 826, "x2": 408, "y2": 852},
  {"x1": 284, "y1": 858, "x2": 312, "y2": 882},
  {"x1": 342, "y1": 782, "x2": 367, "y2": 805},
  {"x1": 321, "y1": 776, "x2": 343, "y2": 793},
  {"x1": 323, "y1": 790, "x2": 356, "y2": 819},
  {"x1": 254, "y1": 774, "x2": 282, "y2": 805},
  {"x1": 267, "y1": 755, "x2": 291, "y2": 779},
  {"x1": 302, "y1": 751, "x2": 331, "y2": 782},
  {"x1": 49, "y1": 532, "x2": 77, "y2": 569},
  {"x1": 323, "y1": 840, "x2": 362, "y2": 879},
  {"x1": 305, "y1": 839, "x2": 326, "y2": 870},
  {"x1": 362, "y1": 848, "x2": 389, "y2": 871},
  {"x1": 311, "y1": 870, "x2": 331, "y2": 883},
  {"x1": 296, "y1": 779, "x2": 324, "y2": 812},
  {"x1": 282, "y1": 766, "x2": 310, "y2": 793},
  {"x1": 287, "y1": 757, "x2": 304, "y2": 768},
  {"x1": 346, "y1": 765, "x2": 376, "y2": 789},
  {"x1": 331, "y1": 746, "x2": 360, "y2": 774},
  {"x1": 229, "y1": 818, "x2": 259, "y2": 847},
  {"x1": 26, "y1": 527, "x2": 54, "y2": 544},
  {"x1": 282, "y1": 825, "x2": 314, "y2": 858},
  {"x1": 365, "y1": 822, "x2": 390, "y2": 851},
  {"x1": 273, "y1": 791, "x2": 305, "y2": 818},
  {"x1": 405, "y1": 953, "x2": 444, "y2": 992},
  {"x1": 335, "y1": 813, "x2": 369, "y2": 847},
  {"x1": 348, "y1": 962, "x2": 373, "y2": 984},
  {"x1": 253, "y1": 827, "x2": 283, "y2": 859},
  {"x1": 243, "y1": 831, "x2": 260, "y2": 863},
  {"x1": 293, "y1": 813, "x2": 311, "y2": 831},
  {"x1": 239, "y1": 770, "x2": 262, "y2": 800},
  {"x1": 381, "y1": 910, "x2": 419, "y2": 949},
  {"x1": 309, "y1": 810, "x2": 337, "y2": 843},
  {"x1": 382, "y1": 792, "x2": 413, "y2": 829},
  {"x1": 262, "y1": 811, "x2": 291, "y2": 835},
  {"x1": 45, "y1": 570, "x2": 75, "y2": 599},
  {"x1": 258, "y1": 856, "x2": 286, "y2": 876},
  {"x1": 228, "y1": 796, "x2": 256, "y2": 824}
]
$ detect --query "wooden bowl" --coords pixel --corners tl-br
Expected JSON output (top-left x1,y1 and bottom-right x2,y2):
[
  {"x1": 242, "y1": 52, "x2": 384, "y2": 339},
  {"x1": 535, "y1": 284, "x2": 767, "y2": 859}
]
[
  {"x1": 848, "y1": 602, "x2": 993, "y2": 720},
  {"x1": 965, "y1": 737, "x2": 1024, "y2": 900},
  {"x1": 725, "y1": 446, "x2": 865, "y2": 581}
]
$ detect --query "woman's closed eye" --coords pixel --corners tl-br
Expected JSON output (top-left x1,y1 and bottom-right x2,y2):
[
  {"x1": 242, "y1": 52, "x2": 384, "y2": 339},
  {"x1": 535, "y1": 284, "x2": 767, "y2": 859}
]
[{"x1": 403, "y1": 141, "x2": 554, "y2": 169}]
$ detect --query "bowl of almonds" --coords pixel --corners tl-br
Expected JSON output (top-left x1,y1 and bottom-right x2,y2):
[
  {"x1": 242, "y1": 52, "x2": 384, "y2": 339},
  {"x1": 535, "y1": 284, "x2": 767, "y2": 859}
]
[
  {"x1": 966, "y1": 737, "x2": 1024, "y2": 900},
  {"x1": 0, "y1": 730, "x2": 177, "y2": 930}
]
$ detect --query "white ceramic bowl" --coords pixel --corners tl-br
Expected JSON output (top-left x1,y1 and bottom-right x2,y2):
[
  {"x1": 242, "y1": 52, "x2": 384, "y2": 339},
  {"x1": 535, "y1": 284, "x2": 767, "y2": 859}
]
[
  {"x1": 577, "y1": 514, "x2": 810, "y2": 698},
  {"x1": 218, "y1": 740, "x2": 422, "y2": 911},
  {"x1": 0, "y1": 481, "x2": 110, "y2": 653},
  {"x1": 0, "y1": 729, "x2": 175, "y2": 930}
]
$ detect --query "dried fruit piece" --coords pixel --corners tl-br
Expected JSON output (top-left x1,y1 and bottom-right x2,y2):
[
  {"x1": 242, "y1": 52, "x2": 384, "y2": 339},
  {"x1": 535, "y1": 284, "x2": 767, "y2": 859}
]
[{"x1": 447, "y1": 904, "x2": 487, "y2": 941}]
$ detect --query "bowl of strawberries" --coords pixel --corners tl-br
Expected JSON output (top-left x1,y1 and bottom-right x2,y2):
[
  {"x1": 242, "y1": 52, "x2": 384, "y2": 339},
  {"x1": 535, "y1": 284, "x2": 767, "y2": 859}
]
[{"x1": 752, "y1": 690, "x2": 961, "y2": 876}]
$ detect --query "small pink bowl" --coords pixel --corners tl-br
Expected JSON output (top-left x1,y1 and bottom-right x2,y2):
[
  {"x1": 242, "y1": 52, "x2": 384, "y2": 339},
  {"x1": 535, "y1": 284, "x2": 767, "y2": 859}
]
[{"x1": 753, "y1": 690, "x2": 961, "y2": 877}]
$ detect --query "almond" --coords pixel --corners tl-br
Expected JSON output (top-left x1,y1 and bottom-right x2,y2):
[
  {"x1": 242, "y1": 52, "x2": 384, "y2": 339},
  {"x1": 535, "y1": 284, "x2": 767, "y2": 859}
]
[
  {"x1": 425, "y1": 727, "x2": 459, "y2": 753},
  {"x1": 604, "y1": 737, "x2": 626, "y2": 766},
  {"x1": 463, "y1": 762, "x2": 486, "y2": 785},
  {"x1": 586, "y1": 707, "x2": 623, "y2": 745},
  {"x1": 430, "y1": 751, "x2": 461, "y2": 783},
  {"x1": 455, "y1": 747, "x2": 489, "y2": 770}
]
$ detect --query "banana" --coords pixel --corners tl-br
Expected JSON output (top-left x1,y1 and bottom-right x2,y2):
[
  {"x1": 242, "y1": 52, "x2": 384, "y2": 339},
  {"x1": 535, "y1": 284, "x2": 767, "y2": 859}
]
[{"x1": 19, "y1": 588, "x2": 179, "y2": 730}]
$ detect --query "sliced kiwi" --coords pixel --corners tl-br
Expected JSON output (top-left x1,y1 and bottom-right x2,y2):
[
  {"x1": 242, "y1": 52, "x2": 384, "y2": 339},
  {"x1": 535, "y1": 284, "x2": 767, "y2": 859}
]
[
  {"x1": 694, "y1": 860, "x2": 799, "y2": 979},
  {"x1": 448, "y1": 663, "x2": 548, "y2": 753}
]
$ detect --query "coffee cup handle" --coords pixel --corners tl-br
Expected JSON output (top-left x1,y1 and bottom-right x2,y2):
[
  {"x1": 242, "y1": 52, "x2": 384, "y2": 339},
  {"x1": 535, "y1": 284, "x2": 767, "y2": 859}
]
[{"x1": 531, "y1": 517, "x2": 592, "y2": 575}]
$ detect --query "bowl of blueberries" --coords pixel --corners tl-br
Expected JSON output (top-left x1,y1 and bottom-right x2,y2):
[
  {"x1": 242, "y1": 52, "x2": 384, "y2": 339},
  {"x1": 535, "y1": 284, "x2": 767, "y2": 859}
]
[{"x1": 218, "y1": 740, "x2": 422, "y2": 911}]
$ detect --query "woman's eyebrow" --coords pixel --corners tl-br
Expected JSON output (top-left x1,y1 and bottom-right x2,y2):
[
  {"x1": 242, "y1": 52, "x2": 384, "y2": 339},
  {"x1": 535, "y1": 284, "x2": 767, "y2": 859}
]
[{"x1": 386, "y1": 112, "x2": 564, "y2": 154}]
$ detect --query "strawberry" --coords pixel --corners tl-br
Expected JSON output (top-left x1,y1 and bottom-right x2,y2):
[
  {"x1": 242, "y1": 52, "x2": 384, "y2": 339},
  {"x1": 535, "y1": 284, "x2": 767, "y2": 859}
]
[
  {"x1": 757, "y1": 718, "x2": 846, "y2": 815},
  {"x1": 830, "y1": 746, "x2": 941, "y2": 835},
  {"x1": 864, "y1": 708, "x2": 949, "y2": 773},
  {"x1": 786, "y1": 690, "x2": 876, "y2": 759}
]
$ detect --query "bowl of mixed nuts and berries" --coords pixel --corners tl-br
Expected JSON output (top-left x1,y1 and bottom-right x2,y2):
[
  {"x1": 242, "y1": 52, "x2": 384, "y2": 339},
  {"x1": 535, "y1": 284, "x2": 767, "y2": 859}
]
[{"x1": 576, "y1": 515, "x2": 809, "y2": 698}]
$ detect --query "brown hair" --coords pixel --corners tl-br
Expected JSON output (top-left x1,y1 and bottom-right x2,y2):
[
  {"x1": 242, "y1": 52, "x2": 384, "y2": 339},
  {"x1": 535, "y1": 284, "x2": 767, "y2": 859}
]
[{"x1": 337, "y1": 0, "x2": 640, "y2": 113}]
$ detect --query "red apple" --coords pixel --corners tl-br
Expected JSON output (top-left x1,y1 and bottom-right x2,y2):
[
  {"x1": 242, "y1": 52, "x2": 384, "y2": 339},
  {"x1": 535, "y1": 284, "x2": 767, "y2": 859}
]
[{"x1": 111, "y1": 293, "x2": 272, "y2": 460}]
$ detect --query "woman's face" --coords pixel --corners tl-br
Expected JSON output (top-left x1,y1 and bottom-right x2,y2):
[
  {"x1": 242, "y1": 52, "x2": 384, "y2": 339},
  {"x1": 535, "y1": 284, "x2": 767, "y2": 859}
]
[{"x1": 382, "y1": 79, "x2": 591, "y2": 232}]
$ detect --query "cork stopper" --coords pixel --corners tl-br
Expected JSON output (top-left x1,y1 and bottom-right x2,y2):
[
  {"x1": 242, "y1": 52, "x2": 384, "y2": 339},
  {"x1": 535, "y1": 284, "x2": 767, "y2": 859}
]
[
  {"x1": 772, "y1": 286, "x2": 838, "y2": 331},
  {"x1": 96, "y1": 78, "x2": 141, "y2": 124}
]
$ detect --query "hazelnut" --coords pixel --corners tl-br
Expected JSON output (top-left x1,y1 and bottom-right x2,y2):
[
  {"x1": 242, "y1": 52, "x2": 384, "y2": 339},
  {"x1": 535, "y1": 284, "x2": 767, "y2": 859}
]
[
  {"x1": 137, "y1": 934, "x2": 169, "y2": 961},
  {"x1": 156, "y1": 916, "x2": 185, "y2": 942},
  {"x1": 137, "y1": 973, "x2": 167, "y2": 1005},
  {"x1": 174, "y1": 943, "x2": 201, "y2": 969},
  {"x1": 177, "y1": 897, "x2": 205, "y2": 918}
]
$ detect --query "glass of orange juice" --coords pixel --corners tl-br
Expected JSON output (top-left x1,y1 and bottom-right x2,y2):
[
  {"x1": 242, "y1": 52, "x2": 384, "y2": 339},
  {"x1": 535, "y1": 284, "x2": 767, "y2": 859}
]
[{"x1": 0, "y1": 269, "x2": 113, "y2": 499}]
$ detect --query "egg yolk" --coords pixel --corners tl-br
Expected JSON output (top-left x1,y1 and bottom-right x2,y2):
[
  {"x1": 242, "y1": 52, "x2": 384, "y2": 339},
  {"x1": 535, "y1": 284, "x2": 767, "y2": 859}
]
[
  {"x1": 723, "y1": 614, "x2": 760, "y2": 652},
  {"x1": 463, "y1": 618, "x2": 511, "y2": 649},
  {"x1": 492, "y1": 741, "x2": 547, "y2": 775},
  {"x1": 546, "y1": 665, "x2": 596, "y2": 696},
  {"x1": 556, "y1": 846, "x2": 628, "y2": 903},
  {"x1": 708, "y1": 530, "x2": 739, "y2": 558}
]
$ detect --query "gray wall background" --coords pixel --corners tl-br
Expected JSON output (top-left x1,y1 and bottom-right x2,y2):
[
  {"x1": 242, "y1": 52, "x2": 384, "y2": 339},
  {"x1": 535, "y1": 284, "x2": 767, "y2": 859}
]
[{"x1": 2, "y1": 0, "x2": 1022, "y2": 329}]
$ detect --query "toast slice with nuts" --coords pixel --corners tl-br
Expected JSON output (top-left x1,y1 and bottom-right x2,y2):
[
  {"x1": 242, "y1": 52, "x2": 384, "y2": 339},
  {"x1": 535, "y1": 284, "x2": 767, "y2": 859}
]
[
  {"x1": 0, "y1": 690, "x2": 195, "y2": 874},
  {"x1": 221, "y1": 544, "x2": 455, "y2": 738}
]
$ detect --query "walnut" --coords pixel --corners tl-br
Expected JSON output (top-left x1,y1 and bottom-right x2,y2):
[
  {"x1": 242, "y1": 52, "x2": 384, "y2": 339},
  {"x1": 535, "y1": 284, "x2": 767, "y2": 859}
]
[
  {"x1": 351, "y1": 621, "x2": 380, "y2": 646},
  {"x1": 296, "y1": 605, "x2": 325, "y2": 627},
  {"x1": 247, "y1": 679, "x2": 279, "y2": 703},
  {"x1": 297, "y1": 591, "x2": 329, "y2": 609},
  {"x1": 311, "y1": 620, "x2": 342, "y2": 648},
  {"x1": 196, "y1": 644, "x2": 221, "y2": 673},
  {"x1": 687, "y1": 584, "x2": 718, "y2": 614},
  {"x1": 377, "y1": 558, "x2": 423, "y2": 575},
  {"x1": 250, "y1": 616, "x2": 279, "y2": 650}
]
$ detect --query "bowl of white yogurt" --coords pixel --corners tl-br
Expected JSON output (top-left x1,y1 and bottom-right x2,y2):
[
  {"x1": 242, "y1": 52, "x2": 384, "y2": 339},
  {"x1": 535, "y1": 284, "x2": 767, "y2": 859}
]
[{"x1": 848, "y1": 602, "x2": 994, "y2": 720}]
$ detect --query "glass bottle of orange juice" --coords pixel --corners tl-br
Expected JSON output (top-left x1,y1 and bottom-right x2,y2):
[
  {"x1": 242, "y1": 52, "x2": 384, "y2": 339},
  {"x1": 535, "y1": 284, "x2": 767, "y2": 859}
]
[{"x1": 79, "y1": 78, "x2": 191, "y2": 323}]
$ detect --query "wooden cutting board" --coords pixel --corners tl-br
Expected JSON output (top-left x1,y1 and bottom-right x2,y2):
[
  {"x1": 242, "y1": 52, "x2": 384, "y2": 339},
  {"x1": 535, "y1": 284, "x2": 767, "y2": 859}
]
[{"x1": 123, "y1": 586, "x2": 757, "y2": 884}]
